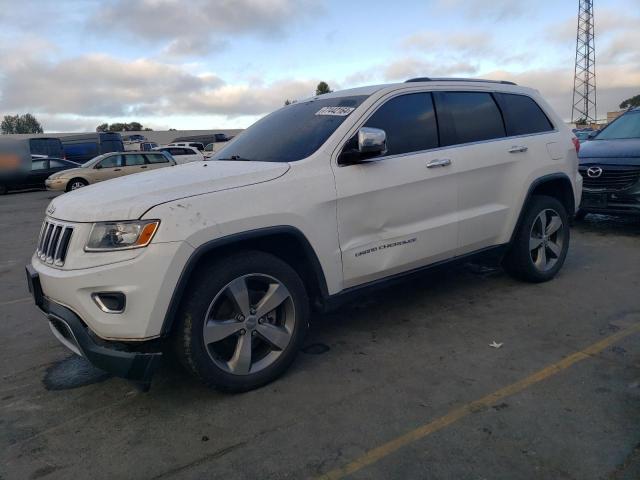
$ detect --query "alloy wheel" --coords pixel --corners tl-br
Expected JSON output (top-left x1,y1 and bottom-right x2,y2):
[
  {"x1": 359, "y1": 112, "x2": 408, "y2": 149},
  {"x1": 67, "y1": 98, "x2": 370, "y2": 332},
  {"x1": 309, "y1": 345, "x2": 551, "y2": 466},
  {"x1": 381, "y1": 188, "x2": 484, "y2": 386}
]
[
  {"x1": 202, "y1": 274, "x2": 295, "y2": 375},
  {"x1": 529, "y1": 209, "x2": 564, "y2": 272}
]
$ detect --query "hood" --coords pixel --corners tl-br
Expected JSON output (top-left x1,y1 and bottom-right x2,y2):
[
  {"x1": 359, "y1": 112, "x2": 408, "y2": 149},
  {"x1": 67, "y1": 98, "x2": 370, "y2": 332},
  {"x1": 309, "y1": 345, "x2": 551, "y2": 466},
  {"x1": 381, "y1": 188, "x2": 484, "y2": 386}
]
[
  {"x1": 579, "y1": 139, "x2": 640, "y2": 165},
  {"x1": 52, "y1": 167, "x2": 85, "y2": 178},
  {"x1": 47, "y1": 161, "x2": 290, "y2": 222}
]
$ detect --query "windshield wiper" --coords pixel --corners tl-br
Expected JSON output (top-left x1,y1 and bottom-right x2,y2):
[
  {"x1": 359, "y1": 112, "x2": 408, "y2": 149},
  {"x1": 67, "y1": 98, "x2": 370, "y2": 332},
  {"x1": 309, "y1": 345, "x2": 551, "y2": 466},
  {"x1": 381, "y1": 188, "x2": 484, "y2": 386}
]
[{"x1": 217, "y1": 155, "x2": 253, "y2": 161}]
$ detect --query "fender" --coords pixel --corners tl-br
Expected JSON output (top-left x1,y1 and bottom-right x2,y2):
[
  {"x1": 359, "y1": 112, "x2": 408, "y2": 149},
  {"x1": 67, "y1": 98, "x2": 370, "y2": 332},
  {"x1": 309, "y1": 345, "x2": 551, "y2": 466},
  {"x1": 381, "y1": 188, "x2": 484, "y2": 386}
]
[
  {"x1": 509, "y1": 172, "x2": 575, "y2": 245},
  {"x1": 160, "y1": 225, "x2": 329, "y2": 336}
]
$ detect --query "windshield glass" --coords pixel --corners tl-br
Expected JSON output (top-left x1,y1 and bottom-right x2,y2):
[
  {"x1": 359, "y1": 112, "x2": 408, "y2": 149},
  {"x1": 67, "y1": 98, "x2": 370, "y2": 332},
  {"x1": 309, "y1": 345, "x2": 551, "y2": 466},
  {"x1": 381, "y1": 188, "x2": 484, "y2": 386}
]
[
  {"x1": 596, "y1": 112, "x2": 640, "y2": 140},
  {"x1": 81, "y1": 153, "x2": 109, "y2": 167},
  {"x1": 213, "y1": 95, "x2": 368, "y2": 162}
]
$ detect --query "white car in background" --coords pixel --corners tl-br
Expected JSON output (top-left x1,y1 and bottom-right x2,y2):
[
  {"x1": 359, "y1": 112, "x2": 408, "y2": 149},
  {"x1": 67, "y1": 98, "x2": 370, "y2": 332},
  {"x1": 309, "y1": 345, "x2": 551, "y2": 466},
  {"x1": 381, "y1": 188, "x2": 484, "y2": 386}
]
[
  {"x1": 203, "y1": 142, "x2": 227, "y2": 158},
  {"x1": 167, "y1": 142, "x2": 205, "y2": 151},
  {"x1": 154, "y1": 146, "x2": 204, "y2": 164}
]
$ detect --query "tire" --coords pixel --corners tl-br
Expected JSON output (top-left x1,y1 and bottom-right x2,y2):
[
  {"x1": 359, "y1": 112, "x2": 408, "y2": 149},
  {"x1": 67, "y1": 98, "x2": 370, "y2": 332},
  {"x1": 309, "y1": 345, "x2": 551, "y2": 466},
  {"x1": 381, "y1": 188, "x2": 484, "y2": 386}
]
[
  {"x1": 503, "y1": 195, "x2": 570, "y2": 283},
  {"x1": 0, "y1": 184, "x2": 7, "y2": 195},
  {"x1": 66, "y1": 178, "x2": 88, "y2": 192},
  {"x1": 174, "y1": 250, "x2": 310, "y2": 392},
  {"x1": 574, "y1": 209, "x2": 587, "y2": 221}
]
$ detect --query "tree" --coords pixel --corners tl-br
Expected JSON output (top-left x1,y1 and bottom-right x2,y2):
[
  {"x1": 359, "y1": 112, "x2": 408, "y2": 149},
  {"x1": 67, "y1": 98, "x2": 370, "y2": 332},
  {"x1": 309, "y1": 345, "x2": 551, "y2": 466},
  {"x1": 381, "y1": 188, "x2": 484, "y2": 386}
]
[
  {"x1": 619, "y1": 94, "x2": 640, "y2": 109},
  {"x1": 315, "y1": 81, "x2": 332, "y2": 96},
  {"x1": 95, "y1": 122, "x2": 151, "y2": 132},
  {"x1": 1, "y1": 113, "x2": 44, "y2": 134},
  {"x1": 284, "y1": 99, "x2": 297, "y2": 105}
]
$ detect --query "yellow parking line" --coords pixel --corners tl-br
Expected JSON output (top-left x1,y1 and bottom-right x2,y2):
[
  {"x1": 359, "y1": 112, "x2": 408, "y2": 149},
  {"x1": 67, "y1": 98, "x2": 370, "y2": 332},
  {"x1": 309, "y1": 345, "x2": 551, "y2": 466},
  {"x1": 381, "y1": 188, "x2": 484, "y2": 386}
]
[
  {"x1": 316, "y1": 322, "x2": 640, "y2": 480},
  {"x1": 0, "y1": 296, "x2": 31, "y2": 307}
]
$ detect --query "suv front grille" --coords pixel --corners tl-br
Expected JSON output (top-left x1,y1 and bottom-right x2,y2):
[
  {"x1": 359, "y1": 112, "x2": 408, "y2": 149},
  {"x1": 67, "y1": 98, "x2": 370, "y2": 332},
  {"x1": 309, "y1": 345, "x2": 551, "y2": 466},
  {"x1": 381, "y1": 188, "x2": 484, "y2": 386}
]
[
  {"x1": 36, "y1": 220, "x2": 74, "y2": 266},
  {"x1": 580, "y1": 166, "x2": 640, "y2": 192}
]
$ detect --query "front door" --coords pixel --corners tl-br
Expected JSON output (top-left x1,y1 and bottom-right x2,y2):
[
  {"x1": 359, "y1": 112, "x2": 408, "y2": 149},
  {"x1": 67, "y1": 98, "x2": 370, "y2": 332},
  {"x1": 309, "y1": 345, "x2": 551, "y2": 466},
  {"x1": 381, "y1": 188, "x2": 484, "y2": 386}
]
[
  {"x1": 91, "y1": 154, "x2": 124, "y2": 182},
  {"x1": 333, "y1": 92, "x2": 458, "y2": 289}
]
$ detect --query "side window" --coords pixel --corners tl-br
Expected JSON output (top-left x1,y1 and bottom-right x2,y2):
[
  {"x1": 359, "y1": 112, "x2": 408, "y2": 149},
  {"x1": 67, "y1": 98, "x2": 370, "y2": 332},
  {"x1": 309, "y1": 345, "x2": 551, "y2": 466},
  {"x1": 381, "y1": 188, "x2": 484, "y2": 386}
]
[
  {"x1": 434, "y1": 92, "x2": 506, "y2": 146},
  {"x1": 31, "y1": 160, "x2": 48, "y2": 170},
  {"x1": 494, "y1": 93, "x2": 554, "y2": 136},
  {"x1": 98, "y1": 155, "x2": 121, "y2": 168},
  {"x1": 364, "y1": 93, "x2": 439, "y2": 156},
  {"x1": 49, "y1": 160, "x2": 66, "y2": 168},
  {"x1": 144, "y1": 153, "x2": 168, "y2": 164},
  {"x1": 124, "y1": 154, "x2": 146, "y2": 166}
]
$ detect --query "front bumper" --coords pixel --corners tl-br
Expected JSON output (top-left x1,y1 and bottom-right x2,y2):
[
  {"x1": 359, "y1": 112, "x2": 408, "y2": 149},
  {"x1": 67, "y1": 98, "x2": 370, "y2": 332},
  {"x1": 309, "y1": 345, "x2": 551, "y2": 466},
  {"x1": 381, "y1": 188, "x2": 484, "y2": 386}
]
[
  {"x1": 580, "y1": 190, "x2": 640, "y2": 215},
  {"x1": 45, "y1": 178, "x2": 67, "y2": 191},
  {"x1": 26, "y1": 264, "x2": 162, "y2": 381}
]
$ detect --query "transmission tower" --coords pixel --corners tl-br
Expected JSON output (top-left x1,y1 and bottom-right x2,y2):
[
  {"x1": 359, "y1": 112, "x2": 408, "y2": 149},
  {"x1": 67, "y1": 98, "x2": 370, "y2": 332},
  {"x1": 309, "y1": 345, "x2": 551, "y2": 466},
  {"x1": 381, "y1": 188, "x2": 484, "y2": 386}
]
[{"x1": 571, "y1": 0, "x2": 597, "y2": 124}]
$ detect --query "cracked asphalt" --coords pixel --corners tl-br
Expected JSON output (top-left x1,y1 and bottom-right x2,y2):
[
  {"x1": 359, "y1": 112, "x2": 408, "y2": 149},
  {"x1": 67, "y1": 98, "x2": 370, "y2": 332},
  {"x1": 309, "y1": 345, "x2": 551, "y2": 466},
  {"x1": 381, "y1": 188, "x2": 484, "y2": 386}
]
[{"x1": 1, "y1": 189, "x2": 639, "y2": 480}]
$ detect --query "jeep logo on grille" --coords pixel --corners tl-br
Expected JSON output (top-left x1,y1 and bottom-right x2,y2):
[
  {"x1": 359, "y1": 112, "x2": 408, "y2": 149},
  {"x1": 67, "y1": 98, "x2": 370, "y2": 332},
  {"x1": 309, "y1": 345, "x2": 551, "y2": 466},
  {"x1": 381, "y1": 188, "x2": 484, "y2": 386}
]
[
  {"x1": 46, "y1": 205, "x2": 56, "y2": 215},
  {"x1": 586, "y1": 167, "x2": 603, "y2": 178}
]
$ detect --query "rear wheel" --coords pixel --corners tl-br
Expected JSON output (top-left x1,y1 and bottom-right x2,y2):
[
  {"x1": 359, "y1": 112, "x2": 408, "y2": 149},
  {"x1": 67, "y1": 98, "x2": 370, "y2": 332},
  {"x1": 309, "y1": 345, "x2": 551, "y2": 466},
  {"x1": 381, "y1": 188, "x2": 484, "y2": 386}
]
[
  {"x1": 174, "y1": 251, "x2": 309, "y2": 392},
  {"x1": 503, "y1": 195, "x2": 570, "y2": 283},
  {"x1": 66, "y1": 178, "x2": 88, "y2": 191}
]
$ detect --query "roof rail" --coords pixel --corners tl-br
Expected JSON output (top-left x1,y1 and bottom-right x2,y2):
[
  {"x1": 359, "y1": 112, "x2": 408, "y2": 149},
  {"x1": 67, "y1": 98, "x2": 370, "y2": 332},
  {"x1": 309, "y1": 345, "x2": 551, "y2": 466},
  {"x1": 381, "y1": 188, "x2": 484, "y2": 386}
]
[{"x1": 405, "y1": 77, "x2": 517, "y2": 86}]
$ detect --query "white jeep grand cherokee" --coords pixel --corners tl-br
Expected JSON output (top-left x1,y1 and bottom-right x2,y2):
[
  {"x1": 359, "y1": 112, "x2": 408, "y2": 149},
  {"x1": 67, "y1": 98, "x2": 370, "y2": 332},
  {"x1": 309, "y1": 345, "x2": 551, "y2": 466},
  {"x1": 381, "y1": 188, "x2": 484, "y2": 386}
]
[{"x1": 27, "y1": 78, "x2": 582, "y2": 391}]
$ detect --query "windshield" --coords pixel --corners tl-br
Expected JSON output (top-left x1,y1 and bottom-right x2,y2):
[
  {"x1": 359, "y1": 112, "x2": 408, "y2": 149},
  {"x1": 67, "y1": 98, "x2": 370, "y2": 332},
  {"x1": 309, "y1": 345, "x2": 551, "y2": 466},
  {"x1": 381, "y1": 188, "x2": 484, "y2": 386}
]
[
  {"x1": 81, "y1": 153, "x2": 109, "y2": 167},
  {"x1": 596, "y1": 112, "x2": 640, "y2": 140},
  {"x1": 213, "y1": 95, "x2": 368, "y2": 162}
]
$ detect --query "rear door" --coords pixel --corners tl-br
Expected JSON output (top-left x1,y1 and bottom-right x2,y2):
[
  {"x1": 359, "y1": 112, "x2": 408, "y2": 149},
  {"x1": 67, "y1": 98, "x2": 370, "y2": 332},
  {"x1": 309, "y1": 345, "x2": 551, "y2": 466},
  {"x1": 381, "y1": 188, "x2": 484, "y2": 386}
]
[
  {"x1": 27, "y1": 159, "x2": 51, "y2": 187},
  {"x1": 333, "y1": 91, "x2": 459, "y2": 288},
  {"x1": 433, "y1": 91, "x2": 515, "y2": 254},
  {"x1": 434, "y1": 91, "x2": 557, "y2": 254},
  {"x1": 122, "y1": 153, "x2": 149, "y2": 175}
]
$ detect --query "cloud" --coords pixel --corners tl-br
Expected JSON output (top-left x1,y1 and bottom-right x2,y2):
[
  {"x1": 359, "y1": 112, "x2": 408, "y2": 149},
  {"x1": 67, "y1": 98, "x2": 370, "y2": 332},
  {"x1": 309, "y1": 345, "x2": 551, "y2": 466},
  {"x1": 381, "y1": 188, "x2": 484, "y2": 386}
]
[
  {"x1": 0, "y1": 48, "x2": 324, "y2": 121},
  {"x1": 484, "y1": 63, "x2": 640, "y2": 120},
  {"x1": 436, "y1": 0, "x2": 529, "y2": 20},
  {"x1": 402, "y1": 31, "x2": 493, "y2": 56},
  {"x1": 89, "y1": 0, "x2": 322, "y2": 57},
  {"x1": 383, "y1": 58, "x2": 478, "y2": 81}
]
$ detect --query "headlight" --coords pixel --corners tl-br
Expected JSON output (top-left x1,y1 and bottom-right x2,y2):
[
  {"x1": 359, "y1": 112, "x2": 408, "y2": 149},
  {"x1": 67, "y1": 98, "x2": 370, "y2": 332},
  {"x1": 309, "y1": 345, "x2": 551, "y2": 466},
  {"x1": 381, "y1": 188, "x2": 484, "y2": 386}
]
[{"x1": 85, "y1": 220, "x2": 159, "y2": 251}]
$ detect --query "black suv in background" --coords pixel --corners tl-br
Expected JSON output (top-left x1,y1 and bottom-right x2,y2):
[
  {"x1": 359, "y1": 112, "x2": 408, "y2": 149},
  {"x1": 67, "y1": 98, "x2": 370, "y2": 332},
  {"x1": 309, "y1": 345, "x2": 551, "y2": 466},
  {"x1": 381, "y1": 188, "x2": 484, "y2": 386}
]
[{"x1": 578, "y1": 108, "x2": 640, "y2": 218}]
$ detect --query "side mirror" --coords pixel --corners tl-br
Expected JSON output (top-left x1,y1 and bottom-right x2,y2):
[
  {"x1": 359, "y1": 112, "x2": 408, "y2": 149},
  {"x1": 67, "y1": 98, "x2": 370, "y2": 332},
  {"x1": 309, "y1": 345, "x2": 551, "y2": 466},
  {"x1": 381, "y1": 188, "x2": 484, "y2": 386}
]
[
  {"x1": 358, "y1": 127, "x2": 387, "y2": 156},
  {"x1": 94, "y1": 164, "x2": 102, "y2": 170},
  {"x1": 338, "y1": 127, "x2": 387, "y2": 165}
]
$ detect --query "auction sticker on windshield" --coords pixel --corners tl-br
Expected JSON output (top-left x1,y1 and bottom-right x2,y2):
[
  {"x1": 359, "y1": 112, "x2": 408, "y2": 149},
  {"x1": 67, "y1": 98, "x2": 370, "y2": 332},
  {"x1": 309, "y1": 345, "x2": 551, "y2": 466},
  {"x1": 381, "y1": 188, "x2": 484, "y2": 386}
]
[{"x1": 315, "y1": 106, "x2": 356, "y2": 116}]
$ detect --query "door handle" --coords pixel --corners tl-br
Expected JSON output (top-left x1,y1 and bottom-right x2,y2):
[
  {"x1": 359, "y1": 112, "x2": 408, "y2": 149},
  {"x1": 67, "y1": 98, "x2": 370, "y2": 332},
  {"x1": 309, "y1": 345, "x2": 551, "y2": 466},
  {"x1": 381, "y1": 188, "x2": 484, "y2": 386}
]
[
  {"x1": 508, "y1": 146, "x2": 528, "y2": 153},
  {"x1": 140, "y1": 166, "x2": 148, "y2": 169},
  {"x1": 427, "y1": 158, "x2": 452, "y2": 168},
  {"x1": 114, "y1": 168, "x2": 121, "y2": 171}
]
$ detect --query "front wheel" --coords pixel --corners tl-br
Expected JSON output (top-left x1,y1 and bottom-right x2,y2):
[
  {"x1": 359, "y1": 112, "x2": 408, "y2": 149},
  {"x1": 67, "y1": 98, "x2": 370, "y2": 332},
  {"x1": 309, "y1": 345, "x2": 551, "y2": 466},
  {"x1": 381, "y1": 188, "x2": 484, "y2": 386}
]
[
  {"x1": 66, "y1": 178, "x2": 88, "y2": 191},
  {"x1": 174, "y1": 251, "x2": 309, "y2": 392},
  {"x1": 503, "y1": 195, "x2": 570, "y2": 283}
]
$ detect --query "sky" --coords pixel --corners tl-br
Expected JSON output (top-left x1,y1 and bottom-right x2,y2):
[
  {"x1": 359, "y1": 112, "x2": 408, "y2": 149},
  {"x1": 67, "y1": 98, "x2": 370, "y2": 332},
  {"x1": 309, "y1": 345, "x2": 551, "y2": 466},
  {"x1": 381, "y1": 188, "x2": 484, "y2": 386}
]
[{"x1": 0, "y1": 0, "x2": 638, "y2": 133}]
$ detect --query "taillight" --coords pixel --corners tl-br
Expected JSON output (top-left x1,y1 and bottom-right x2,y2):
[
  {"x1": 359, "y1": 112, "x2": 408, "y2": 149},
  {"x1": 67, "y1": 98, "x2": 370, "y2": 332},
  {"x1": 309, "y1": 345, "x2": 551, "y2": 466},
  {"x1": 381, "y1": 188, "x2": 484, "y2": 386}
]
[{"x1": 572, "y1": 137, "x2": 580, "y2": 154}]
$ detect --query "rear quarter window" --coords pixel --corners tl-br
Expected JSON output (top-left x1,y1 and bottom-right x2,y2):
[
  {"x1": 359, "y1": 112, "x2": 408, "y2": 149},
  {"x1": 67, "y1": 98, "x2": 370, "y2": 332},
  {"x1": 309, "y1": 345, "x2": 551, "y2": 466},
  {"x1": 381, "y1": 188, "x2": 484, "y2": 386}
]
[{"x1": 494, "y1": 93, "x2": 554, "y2": 136}]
